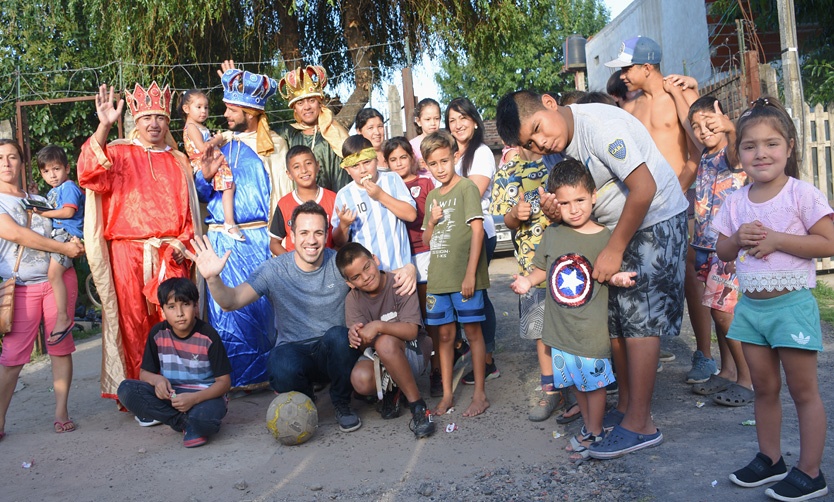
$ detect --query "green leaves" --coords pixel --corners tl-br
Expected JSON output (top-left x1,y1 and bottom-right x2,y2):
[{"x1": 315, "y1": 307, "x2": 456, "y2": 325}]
[{"x1": 435, "y1": 0, "x2": 608, "y2": 118}]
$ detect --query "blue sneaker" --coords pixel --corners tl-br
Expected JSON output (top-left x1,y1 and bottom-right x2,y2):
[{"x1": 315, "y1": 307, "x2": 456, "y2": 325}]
[
  {"x1": 686, "y1": 350, "x2": 718, "y2": 384},
  {"x1": 602, "y1": 408, "x2": 624, "y2": 431},
  {"x1": 587, "y1": 424, "x2": 663, "y2": 459}
]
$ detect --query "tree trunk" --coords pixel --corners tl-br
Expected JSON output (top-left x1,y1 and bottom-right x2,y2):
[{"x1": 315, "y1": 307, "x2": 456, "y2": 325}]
[
  {"x1": 336, "y1": 1, "x2": 373, "y2": 129},
  {"x1": 276, "y1": 1, "x2": 303, "y2": 70}
]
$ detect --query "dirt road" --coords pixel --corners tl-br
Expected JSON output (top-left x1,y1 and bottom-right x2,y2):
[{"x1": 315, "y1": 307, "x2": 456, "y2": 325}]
[{"x1": 2, "y1": 257, "x2": 832, "y2": 501}]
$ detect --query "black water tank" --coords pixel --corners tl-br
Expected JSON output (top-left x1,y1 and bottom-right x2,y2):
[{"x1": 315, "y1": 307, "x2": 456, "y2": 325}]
[{"x1": 564, "y1": 35, "x2": 587, "y2": 70}]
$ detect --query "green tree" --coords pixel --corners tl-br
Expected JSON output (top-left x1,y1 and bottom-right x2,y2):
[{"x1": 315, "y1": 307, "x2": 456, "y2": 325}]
[
  {"x1": 435, "y1": 0, "x2": 609, "y2": 119},
  {"x1": 1, "y1": 0, "x2": 563, "y2": 139}
]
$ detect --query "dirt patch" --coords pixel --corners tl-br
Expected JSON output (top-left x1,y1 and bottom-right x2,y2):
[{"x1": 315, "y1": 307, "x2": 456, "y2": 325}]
[{"x1": 1, "y1": 257, "x2": 832, "y2": 501}]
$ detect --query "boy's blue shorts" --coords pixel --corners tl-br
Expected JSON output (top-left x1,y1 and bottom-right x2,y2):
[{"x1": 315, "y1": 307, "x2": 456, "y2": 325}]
[
  {"x1": 729, "y1": 289, "x2": 823, "y2": 351},
  {"x1": 551, "y1": 347, "x2": 616, "y2": 392},
  {"x1": 425, "y1": 290, "x2": 486, "y2": 325}
]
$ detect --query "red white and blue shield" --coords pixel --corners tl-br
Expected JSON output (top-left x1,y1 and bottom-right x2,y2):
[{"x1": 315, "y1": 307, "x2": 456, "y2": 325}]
[{"x1": 548, "y1": 253, "x2": 594, "y2": 308}]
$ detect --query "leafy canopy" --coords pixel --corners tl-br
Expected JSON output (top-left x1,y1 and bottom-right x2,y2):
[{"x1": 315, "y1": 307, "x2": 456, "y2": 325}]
[{"x1": 435, "y1": 0, "x2": 609, "y2": 119}]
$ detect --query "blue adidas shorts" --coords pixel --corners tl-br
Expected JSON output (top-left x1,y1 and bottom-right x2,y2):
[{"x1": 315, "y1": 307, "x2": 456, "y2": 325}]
[
  {"x1": 551, "y1": 347, "x2": 616, "y2": 392},
  {"x1": 729, "y1": 289, "x2": 823, "y2": 351},
  {"x1": 425, "y1": 290, "x2": 486, "y2": 326}
]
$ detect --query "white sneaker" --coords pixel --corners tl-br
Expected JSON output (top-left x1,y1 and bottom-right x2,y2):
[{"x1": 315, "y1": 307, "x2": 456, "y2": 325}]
[{"x1": 135, "y1": 416, "x2": 162, "y2": 427}]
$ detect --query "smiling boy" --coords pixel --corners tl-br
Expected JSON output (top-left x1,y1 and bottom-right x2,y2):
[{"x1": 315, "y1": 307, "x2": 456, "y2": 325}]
[
  {"x1": 496, "y1": 91, "x2": 688, "y2": 459},
  {"x1": 336, "y1": 242, "x2": 435, "y2": 438},
  {"x1": 269, "y1": 145, "x2": 337, "y2": 255}
]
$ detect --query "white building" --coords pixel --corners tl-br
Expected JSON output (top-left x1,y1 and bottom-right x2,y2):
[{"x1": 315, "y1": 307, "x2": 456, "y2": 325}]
[{"x1": 585, "y1": 0, "x2": 711, "y2": 91}]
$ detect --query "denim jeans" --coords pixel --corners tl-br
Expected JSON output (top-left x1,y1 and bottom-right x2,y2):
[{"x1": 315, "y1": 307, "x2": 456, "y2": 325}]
[
  {"x1": 117, "y1": 380, "x2": 227, "y2": 437},
  {"x1": 267, "y1": 326, "x2": 360, "y2": 407}
]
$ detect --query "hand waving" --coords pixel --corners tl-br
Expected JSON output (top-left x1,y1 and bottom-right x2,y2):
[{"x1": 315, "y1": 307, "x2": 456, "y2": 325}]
[
  {"x1": 186, "y1": 235, "x2": 231, "y2": 279},
  {"x1": 95, "y1": 84, "x2": 124, "y2": 127}
]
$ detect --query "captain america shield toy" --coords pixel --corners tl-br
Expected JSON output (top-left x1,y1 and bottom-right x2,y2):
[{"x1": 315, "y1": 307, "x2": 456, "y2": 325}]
[{"x1": 548, "y1": 253, "x2": 594, "y2": 308}]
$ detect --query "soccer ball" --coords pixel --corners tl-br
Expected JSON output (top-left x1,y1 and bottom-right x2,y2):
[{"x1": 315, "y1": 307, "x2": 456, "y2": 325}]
[{"x1": 266, "y1": 391, "x2": 318, "y2": 445}]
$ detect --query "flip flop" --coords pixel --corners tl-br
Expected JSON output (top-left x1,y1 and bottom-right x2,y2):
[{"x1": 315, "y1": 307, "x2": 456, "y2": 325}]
[
  {"x1": 692, "y1": 375, "x2": 734, "y2": 395},
  {"x1": 47, "y1": 321, "x2": 75, "y2": 346},
  {"x1": 54, "y1": 420, "x2": 76, "y2": 433},
  {"x1": 713, "y1": 384, "x2": 754, "y2": 407},
  {"x1": 556, "y1": 403, "x2": 581, "y2": 424}
]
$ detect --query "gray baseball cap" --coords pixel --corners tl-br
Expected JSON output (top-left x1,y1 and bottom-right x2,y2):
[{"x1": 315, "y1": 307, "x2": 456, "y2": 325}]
[{"x1": 605, "y1": 36, "x2": 662, "y2": 67}]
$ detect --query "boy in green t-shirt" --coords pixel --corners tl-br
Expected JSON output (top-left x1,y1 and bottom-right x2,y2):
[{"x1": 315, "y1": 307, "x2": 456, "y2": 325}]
[
  {"x1": 511, "y1": 160, "x2": 636, "y2": 460},
  {"x1": 421, "y1": 131, "x2": 490, "y2": 418}
]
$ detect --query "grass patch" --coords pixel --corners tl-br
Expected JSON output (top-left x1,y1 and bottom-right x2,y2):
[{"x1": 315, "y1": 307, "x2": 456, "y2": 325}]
[{"x1": 813, "y1": 281, "x2": 834, "y2": 325}]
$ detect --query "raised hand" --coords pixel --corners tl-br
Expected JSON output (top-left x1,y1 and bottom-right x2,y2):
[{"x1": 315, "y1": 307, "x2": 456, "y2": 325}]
[
  {"x1": 702, "y1": 100, "x2": 734, "y2": 135},
  {"x1": 185, "y1": 235, "x2": 231, "y2": 279},
  {"x1": 538, "y1": 186, "x2": 562, "y2": 223},
  {"x1": 95, "y1": 84, "x2": 124, "y2": 127},
  {"x1": 429, "y1": 199, "x2": 444, "y2": 226},
  {"x1": 216, "y1": 59, "x2": 237, "y2": 78},
  {"x1": 336, "y1": 204, "x2": 357, "y2": 228},
  {"x1": 199, "y1": 145, "x2": 225, "y2": 182},
  {"x1": 363, "y1": 178, "x2": 382, "y2": 200},
  {"x1": 515, "y1": 188, "x2": 532, "y2": 221}
]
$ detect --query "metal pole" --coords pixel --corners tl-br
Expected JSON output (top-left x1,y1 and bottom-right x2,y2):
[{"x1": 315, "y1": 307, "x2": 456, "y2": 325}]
[{"x1": 777, "y1": 0, "x2": 807, "y2": 180}]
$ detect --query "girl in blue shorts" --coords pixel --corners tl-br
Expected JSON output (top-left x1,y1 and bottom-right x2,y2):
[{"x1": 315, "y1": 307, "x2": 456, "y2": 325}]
[{"x1": 715, "y1": 97, "x2": 834, "y2": 502}]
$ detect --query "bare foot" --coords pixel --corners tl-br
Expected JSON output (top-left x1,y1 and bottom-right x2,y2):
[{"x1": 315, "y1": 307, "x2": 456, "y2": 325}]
[
  {"x1": 462, "y1": 396, "x2": 489, "y2": 417},
  {"x1": 432, "y1": 397, "x2": 454, "y2": 416}
]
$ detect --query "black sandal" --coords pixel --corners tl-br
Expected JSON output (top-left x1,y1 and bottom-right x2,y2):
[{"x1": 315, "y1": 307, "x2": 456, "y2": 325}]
[
  {"x1": 556, "y1": 402, "x2": 581, "y2": 424},
  {"x1": 47, "y1": 322, "x2": 75, "y2": 346}
]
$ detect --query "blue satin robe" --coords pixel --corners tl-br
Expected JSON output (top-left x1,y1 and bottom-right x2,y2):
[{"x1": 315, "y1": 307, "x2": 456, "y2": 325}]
[{"x1": 195, "y1": 137, "x2": 276, "y2": 387}]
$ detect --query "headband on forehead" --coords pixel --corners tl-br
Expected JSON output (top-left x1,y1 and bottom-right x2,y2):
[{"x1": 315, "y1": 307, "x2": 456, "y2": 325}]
[{"x1": 340, "y1": 148, "x2": 377, "y2": 169}]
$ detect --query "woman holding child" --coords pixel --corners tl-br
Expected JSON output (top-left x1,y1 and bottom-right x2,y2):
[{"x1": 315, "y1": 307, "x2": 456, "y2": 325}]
[
  {"x1": 446, "y1": 97, "x2": 499, "y2": 383},
  {"x1": 0, "y1": 139, "x2": 85, "y2": 439}
]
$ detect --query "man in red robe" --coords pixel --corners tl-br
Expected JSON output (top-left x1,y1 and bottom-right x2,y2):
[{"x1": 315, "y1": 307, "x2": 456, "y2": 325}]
[{"x1": 78, "y1": 83, "x2": 201, "y2": 405}]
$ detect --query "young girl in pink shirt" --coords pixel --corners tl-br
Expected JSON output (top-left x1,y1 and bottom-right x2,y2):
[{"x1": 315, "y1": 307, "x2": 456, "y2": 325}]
[{"x1": 716, "y1": 97, "x2": 833, "y2": 501}]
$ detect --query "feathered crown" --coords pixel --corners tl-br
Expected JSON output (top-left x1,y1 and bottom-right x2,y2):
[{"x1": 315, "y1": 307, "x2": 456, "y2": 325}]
[
  {"x1": 125, "y1": 82, "x2": 173, "y2": 119},
  {"x1": 221, "y1": 69, "x2": 278, "y2": 111},
  {"x1": 279, "y1": 65, "x2": 328, "y2": 107}
]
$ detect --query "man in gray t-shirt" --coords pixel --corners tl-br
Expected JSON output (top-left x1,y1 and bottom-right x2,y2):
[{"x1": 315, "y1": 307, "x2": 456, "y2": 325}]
[{"x1": 188, "y1": 202, "x2": 363, "y2": 432}]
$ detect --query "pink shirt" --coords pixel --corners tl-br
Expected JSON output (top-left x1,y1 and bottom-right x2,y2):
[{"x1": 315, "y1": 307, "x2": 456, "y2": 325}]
[{"x1": 714, "y1": 177, "x2": 833, "y2": 293}]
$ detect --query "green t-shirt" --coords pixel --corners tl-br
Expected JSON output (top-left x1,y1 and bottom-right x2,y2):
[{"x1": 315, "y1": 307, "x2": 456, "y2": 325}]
[
  {"x1": 422, "y1": 177, "x2": 490, "y2": 294},
  {"x1": 532, "y1": 223, "x2": 611, "y2": 359}
]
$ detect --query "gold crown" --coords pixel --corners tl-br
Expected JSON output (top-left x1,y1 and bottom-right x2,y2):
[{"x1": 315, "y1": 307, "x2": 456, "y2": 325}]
[
  {"x1": 125, "y1": 82, "x2": 173, "y2": 119},
  {"x1": 279, "y1": 65, "x2": 328, "y2": 107}
]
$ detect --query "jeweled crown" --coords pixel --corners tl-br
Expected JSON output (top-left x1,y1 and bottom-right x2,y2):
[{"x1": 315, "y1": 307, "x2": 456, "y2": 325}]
[
  {"x1": 279, "y1": 65, "x2": 328, "y2": 107},
  {"x1": 125, "y1": 82, "x2": 173, "y2": 119},
  {"x1": 220, "y1": 69, "x2": 278, "y2": 111}
]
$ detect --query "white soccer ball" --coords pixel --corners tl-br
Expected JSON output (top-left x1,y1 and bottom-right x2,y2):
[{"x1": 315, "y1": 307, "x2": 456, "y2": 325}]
[{"x1": 266, "y1": 391, "x2": 318, "y2": 445}]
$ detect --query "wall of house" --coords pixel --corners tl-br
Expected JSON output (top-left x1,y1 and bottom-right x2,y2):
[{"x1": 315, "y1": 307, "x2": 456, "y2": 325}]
[{"x1": 584, "y1": 0, "x2": 711, "y2": 91}]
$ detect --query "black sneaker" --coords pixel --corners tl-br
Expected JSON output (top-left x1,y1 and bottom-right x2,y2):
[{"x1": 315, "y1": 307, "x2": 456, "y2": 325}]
[
  {"x1": 462, "y1": 361, "x2": 500, "y2": 385},
  {"x1": 765, "y1": 467, "x2": 828, "y2": 501},
  {"x1": 729, "y1": 452, "x2": 788, "y2": 487},
  {"x1": 408, "y1": 401, "x2": 436, "y2": 439},
  {"x1": 379, "y1": 388, "x2": 403, "y2": 419},
  {"x1": 429, "y1": 369, "x2": 443, "y2": 398},
  {"x1": 334, "y1": 403, "x2": 362, "y2": 432}
]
